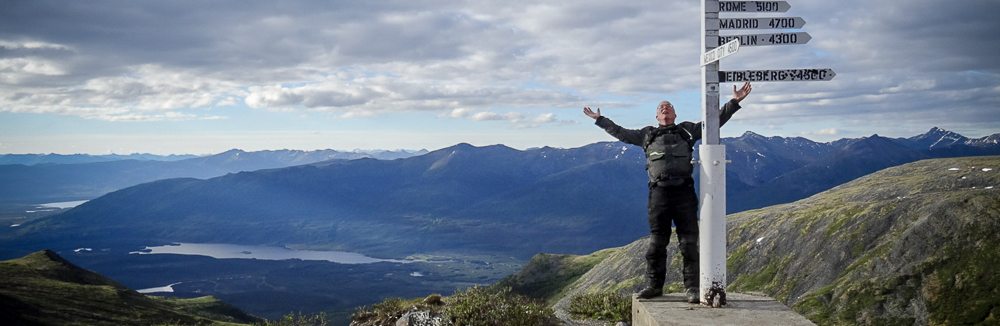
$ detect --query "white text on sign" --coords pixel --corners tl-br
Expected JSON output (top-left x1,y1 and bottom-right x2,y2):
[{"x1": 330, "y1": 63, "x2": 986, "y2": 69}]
[
  {"x1": 718, "y1": 17, "x2": 805, "y2": 30},
  {"x1": 718, "y1": 32, "x2": 811, "y2": 46},
  {"x1": 718, "y1": 1, "x2": 791, "y2": 13}
]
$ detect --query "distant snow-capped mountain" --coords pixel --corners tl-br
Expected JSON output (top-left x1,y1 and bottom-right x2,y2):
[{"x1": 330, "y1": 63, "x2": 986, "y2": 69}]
[{"x1": 6, "y1": 127, "x2": 998, "y2": 260}]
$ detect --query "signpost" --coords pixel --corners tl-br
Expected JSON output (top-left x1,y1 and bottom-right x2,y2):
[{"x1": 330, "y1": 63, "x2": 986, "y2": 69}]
[
  {"x1": 718, "y1": 32, "x2": 810, "y2": 46},
  {"x1": 697, "y1": 0, "x2": 834, "y2": 309},
  {"x1": 702, "y1": 39, "x2": 741, "y2": 66}
]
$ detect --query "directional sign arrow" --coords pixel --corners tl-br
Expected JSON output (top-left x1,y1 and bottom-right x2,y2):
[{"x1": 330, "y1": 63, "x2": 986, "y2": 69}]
[
  {"x1": 719, "y1": 69, "x2": 836, "y2": 82},
  {"x1": 714, "y1": 17, "x2": 806, "y2": 30},
  {"x1": 702, "y1": 39, "x2": 740, "y2": 66},
  {"x1": 718, "y1": 1, "x2": 791, "y2": 12},
  {"x1": 718, "y1": 32, "x2": 811, "y2": 47}
]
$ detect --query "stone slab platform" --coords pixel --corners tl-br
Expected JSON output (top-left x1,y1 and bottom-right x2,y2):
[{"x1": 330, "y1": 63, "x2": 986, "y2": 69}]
[{"x1": 632, "y1": 292, "x2": 815, "y2": 326}]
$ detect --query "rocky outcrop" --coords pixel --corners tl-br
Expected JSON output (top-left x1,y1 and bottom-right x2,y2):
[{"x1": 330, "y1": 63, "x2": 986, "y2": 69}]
[{"x1": 395, "y1": 310, "x2": 448, "y2": 326}]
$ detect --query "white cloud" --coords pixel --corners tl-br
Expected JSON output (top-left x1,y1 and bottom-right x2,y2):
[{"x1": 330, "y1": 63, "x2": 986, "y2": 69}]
[
  {"x1": 0, "y1": 40, "x2": 73, "y2": 51},
  {"x1": 815, "y1": 128, "x2": 838, "y2": 136},
  {"x1": 449, "y1": 108, "x2": 471, "y2": 118},
  {"x1": 0, "y1": 57, "x2": 67, "y2": 76},
  {"x1": 451, "y1": 109, "x2": 573, "y2": 128},
  {"x1": 470, "y1": 111, "x2": 505, "y2": 121},
  {"x1": 533, "y1": 113, "x2": 556, "y2": 124},
  {"x1": 879, "y1": 80, "x2": 937, "y2": 94},
  {"x1": 0, "y1": 64, "x2": 241, "y2": 121},
  {"x1": 244, "y1": 82, "x2": 377, "y2": 110},
  {"x1": 0, "y1": 0, "x2": 997, "y2": 136}
]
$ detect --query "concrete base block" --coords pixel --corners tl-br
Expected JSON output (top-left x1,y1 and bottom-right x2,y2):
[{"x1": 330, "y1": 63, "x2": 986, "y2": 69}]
[{"x1": 632, "y1": 292, "x2": 815, "y2": 326}]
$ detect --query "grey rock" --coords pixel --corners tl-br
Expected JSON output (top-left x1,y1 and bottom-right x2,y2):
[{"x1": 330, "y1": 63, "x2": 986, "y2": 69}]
[{"x1": 395, "y1": 310, "x2": 449, "y2": 326}]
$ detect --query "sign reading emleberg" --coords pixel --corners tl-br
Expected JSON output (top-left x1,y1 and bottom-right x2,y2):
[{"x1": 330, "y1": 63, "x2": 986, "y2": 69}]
[{"x1": 719, "y1": 68, "x2": 836, "y2": 82}]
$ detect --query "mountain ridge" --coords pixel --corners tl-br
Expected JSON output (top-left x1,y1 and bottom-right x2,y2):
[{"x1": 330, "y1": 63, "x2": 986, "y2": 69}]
[
  {"x1": 0, "y1": 249, "x2": 259, "y2": 325},
  {"x1": 0, "y1": 147, "x2": 429, "y2": 203},
  {"x1": 5, "y1": 128, "x2": 1000, "y2": 260},
  {"x1": 527, "y1": 156, "x2": 1000, "y2": 325}
]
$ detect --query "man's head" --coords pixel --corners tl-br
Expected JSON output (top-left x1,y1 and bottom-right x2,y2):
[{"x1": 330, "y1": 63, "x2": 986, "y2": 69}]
[{"x1": 656, "y1": 101, "x2": 676, "y2": 126}]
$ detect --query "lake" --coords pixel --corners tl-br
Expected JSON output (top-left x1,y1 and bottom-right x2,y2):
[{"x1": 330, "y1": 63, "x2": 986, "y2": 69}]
[
  {"x1": 37, "y1": 200, "x2": 89, "y2": 209},
  {"x1": 130, "y1": 242, "x2": 411, "y2": 264}
]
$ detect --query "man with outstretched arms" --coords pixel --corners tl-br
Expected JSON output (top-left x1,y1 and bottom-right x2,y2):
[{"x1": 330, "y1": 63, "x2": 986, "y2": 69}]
[{"x1": 582, "y1": 82, "x2": 752, "y2": 302}]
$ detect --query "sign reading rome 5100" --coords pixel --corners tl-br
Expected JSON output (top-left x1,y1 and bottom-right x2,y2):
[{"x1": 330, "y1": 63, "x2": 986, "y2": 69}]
[{"x1": 718, "y1": 1, "x2": 791, "y2": 12}]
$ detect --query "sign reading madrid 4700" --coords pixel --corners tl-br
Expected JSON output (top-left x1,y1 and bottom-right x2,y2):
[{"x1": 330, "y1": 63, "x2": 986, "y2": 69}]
[{"x1": 717, "y1": 17, "x2": 805, "y2": 29}]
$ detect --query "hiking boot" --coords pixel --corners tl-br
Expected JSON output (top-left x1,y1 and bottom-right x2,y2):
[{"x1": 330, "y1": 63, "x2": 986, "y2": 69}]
[
  {"x1": 636, "y1": 287, "x2": 663, "y2": 299},
  {"x1": 685, "y1": 288, "x2": 699, "y2": 304}
]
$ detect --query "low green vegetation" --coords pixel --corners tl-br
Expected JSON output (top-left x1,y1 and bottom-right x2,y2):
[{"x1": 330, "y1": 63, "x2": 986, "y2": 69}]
[
  {"x1": 446, "y1": 286, "x2": 557, "y2": 325},
  {"x1": 0, "y1": 250, "x2": 259, "y2": 326},
  {"x1": 737, "y1": 157, "x2": 1000, "y2": 324},
  {"x1": 351, "y1": 296, "x2": 443, "y2": 326},
  {"x1": 495, "y1": 248, "x2": 618, "y2": 304},
  {"x1": 567, "y1": 290, "x2": 631, "y2": 323},
  {"x1": 352, "y1": 286, "x2": 557, "y2": 326},
  {"x1": 254, "y1": 312, "x2": 331, "y2": 326}
]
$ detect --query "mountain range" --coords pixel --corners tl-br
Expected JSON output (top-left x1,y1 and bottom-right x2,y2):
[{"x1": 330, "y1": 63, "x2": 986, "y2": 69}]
[
  {"x1": 723, "y1": 127, "x2": 1000, "y2": 211},
  {"x1": 0, "y1": 148, "x2": 427, "y2": 204},
  {"x1": 3, "y1": 127, "x2": 998, "y2": 260},
  {"x1": 0, "y1": 153, "x2": 198, "y2": 165}
]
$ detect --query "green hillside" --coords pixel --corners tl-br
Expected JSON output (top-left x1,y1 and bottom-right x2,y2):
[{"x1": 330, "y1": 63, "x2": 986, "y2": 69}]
[
  {"x1": 531, "y1": 156, "x2": 999, "y2": 325},
  {"x1": 495, "y1": 248, "x2": 620, "y2": 305},
  {"x1": 0, "y1": 250, "x2": 259, "y2": 326}
]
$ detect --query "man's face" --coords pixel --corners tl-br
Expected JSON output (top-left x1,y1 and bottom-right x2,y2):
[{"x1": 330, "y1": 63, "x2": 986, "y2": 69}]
[{"x1": 656, "y1": 101, "x2": 676, "y2": 126}]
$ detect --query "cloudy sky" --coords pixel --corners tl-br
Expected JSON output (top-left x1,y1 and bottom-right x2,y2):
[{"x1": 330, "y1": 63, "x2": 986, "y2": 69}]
[{"x1": 2, "y1": 0, "x2": 998, "y2": 154}]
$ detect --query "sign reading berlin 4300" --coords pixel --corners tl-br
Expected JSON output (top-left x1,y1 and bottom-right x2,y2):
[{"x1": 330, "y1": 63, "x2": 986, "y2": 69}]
[{"x1": 718, "y1": 32, "x2": 810, "y2": 47}]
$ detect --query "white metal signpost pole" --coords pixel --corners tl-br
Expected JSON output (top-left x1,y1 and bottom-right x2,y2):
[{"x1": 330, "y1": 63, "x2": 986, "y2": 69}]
[
  {"x1": 699, "y1": 0, "x2": 834, "y2": 308},
  {"x1": 699, "y1": 0, "x2": 728, "y2": 308}
]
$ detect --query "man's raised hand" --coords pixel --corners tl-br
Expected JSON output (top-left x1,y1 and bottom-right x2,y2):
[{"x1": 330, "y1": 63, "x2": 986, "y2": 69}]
[
  {"x1": 583, "y1": 106, "x2": 601, "y2": 120},
  {"x1": 733, "y1": 82, "x2": 752, "y2": 103}
]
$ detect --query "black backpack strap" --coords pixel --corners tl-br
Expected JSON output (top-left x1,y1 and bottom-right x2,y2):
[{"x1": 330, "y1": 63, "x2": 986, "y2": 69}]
[
  {"x1": 644, "y1": 125, "x2": 677, "y2": 148},
  {"x1": 677, "y1": 125, "x2": 695, "y2": 147}
]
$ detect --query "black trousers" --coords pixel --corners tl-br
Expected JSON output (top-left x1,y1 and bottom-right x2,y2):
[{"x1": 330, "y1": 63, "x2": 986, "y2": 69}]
[{"x1": 645, "y1": 179, "x2": 699, "y2": 290}]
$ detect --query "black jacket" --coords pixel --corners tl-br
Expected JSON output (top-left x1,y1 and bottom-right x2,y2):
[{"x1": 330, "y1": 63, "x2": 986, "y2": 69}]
[{"x1": 594, "y1": 99, "x2": 742, "y2": 147}]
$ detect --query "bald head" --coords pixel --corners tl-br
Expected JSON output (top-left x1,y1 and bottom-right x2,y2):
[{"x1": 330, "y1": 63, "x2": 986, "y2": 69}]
[{"x1": 656, "y1": 101, "x2": 676, "y2": 126}]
